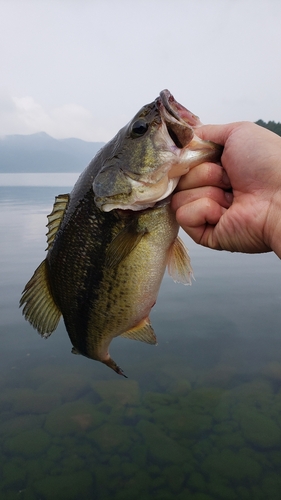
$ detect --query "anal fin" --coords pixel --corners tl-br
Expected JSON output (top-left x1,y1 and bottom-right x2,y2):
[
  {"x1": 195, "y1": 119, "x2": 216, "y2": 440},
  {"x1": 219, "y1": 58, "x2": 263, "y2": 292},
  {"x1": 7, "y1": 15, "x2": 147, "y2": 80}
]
[
  {"x1": 20, "y1": 259, "x2": 61, "y2": 337},
  {"x1": 120, "y1": 317, "x2": 157, "y2": 345}
]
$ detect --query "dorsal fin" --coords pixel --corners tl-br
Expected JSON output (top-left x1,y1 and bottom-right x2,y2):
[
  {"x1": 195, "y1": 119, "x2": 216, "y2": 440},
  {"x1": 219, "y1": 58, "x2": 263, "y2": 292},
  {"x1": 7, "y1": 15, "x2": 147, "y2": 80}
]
[
  {"x1": 167, "y1": 236, "x2": 194, "y2": 285},
  {"x1": 120, "y1": 317, "x2": 157, "y2": 345},
  {"x1": 46, "y1": 194, "x2": 69, "y2": 250},
  {"x1": 20, "y1": 259, "x2": 61, "y2": 337}
]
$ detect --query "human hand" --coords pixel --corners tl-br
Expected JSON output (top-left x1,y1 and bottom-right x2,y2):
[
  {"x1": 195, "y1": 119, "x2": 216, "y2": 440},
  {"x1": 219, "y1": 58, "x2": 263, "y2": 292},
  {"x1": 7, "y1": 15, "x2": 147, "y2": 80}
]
[{"x1": 171, "y1": 121, "x2": 281, "y2": 257}]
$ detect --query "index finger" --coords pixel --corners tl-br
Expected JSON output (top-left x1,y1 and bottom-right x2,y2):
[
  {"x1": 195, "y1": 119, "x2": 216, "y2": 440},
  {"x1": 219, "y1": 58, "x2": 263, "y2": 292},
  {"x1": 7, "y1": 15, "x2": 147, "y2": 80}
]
[
  {"x1": 194, "y1": 123, "x2": 241, "y2": 145},
  {"x1": 177, "y1": 162, "x2": 231, "y2": 190}
]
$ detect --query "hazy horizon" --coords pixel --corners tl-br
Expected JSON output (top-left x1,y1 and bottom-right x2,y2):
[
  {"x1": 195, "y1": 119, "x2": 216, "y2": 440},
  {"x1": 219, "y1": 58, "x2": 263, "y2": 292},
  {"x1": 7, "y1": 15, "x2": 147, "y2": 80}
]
[{"x1": 0, "y1": 0, "x2": 280, "y2": 142}]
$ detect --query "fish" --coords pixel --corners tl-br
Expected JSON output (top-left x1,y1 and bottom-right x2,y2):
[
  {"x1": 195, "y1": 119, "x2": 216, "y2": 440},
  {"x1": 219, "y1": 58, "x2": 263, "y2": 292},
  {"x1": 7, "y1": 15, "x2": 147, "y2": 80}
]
[{"x1": 20, "y1": 89, "x2": 222, "y2": 377}]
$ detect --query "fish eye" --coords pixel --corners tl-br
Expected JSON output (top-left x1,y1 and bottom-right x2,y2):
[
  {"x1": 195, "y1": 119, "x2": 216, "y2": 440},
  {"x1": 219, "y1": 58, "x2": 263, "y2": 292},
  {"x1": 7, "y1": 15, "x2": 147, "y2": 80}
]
[{"x1": 131, "y1": 120, "x2": 149, "y2": 138}]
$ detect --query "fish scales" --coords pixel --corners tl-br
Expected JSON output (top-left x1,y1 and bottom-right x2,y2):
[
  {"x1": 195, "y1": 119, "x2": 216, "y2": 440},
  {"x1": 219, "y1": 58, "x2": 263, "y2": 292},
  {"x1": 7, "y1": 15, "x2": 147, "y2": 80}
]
[
  {"x1": 52, "y1": 201, "x2": 175, "y2": 351},
  {"x1": 20, "y1": 89, "x2": 222, "y2": 376}
]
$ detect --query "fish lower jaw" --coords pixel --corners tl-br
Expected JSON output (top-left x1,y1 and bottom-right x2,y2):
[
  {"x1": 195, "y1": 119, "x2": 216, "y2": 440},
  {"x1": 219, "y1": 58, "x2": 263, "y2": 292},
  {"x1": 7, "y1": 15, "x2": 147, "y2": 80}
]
[{"x1": 101, "y1": 177, "x2": 179, "y2": 212}]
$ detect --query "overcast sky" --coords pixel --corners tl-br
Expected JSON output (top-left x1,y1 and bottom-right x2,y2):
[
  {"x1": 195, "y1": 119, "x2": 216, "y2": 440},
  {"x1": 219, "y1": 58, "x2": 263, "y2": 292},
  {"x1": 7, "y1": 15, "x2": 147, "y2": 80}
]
[{"x1": 0, "y1": 0, "x2": 280, "y2": 142}]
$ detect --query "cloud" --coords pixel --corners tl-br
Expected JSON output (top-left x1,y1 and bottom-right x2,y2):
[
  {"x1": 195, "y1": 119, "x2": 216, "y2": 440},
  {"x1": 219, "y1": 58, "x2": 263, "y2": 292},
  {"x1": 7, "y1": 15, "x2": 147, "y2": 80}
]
[
  {"x1": 0, "y1": 90, "x2": 106, "y2": 141},
  {"x1": 0, "y1": 1, "x2": 281, "y2": 144}
]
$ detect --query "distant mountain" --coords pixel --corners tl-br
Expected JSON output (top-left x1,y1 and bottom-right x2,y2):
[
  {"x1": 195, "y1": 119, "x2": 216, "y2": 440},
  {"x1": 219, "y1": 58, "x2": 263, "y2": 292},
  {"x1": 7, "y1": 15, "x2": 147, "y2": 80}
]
[
  {"x1": 255, "y1": 120, "x2": 281, "y2": 136},
  {"x1": 0, "y1": 132, "x2": 105, "y2": 173}
]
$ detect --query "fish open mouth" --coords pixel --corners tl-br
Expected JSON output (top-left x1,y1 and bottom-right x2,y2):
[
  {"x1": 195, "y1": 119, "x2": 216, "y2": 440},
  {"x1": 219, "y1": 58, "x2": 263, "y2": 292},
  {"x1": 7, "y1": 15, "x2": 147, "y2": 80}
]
[
  {"x1": 158, "y1": 89, "x2": 223, "y2": 179},
  {"x1": 166, "y1": 125, "x2": 184, "y2": 149},
  {"x1": 160, "y1": 89, "x2": 201, "y2": 128},
  {"x1": 158, "y1": 90, "x2": 196, "y2": 152},
  {"x1": 94, "y1": 90, "x2": 223, "y2": 212}
]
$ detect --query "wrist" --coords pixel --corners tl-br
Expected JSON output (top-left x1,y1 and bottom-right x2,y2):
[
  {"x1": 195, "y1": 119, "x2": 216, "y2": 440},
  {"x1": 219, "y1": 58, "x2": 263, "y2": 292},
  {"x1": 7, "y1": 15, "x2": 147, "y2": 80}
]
[{"x1": 266, "y1": 191, "x2": 281, "y2": 259}]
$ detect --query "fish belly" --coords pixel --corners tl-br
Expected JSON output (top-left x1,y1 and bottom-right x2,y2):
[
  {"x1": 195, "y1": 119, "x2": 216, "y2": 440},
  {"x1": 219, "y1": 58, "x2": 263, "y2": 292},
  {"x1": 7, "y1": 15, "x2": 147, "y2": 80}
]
[{"x1": 87, "y1": 204, "x2": 179, "y2": 359}]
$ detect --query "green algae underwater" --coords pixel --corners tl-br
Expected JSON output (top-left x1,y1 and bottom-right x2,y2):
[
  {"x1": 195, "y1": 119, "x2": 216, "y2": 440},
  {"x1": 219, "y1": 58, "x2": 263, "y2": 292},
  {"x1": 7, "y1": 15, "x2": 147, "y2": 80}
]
[{"x1": 1, "y1": 184, "x2": 281, "y2": 500}]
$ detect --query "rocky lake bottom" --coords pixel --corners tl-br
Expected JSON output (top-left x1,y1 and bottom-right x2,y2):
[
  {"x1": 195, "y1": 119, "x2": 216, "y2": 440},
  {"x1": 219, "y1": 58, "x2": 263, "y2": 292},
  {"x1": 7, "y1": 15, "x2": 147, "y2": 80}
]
[{"x1": 1, "y1": 183, "x2": 281, "y2": 500}]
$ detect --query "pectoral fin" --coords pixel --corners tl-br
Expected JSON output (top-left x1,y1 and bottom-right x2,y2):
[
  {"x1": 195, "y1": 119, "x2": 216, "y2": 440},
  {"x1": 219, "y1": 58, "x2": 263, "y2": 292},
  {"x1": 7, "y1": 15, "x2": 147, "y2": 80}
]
[
  {"x1": 121, "y1": 317, "x2": 157, "y2": 345},
  {"x1": 105, "y1": 224, "x2": 147, "y2": 268},
  {"x1": 167, "y1": 236, "x2": 194, "y2": 285},
  {"x1": 20, "y1": 259, "x2": 61, "y2": 337}
]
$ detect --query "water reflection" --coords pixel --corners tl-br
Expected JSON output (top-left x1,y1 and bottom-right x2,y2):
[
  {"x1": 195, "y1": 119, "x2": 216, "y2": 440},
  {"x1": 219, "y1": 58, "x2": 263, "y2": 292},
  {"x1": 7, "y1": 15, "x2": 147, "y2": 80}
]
[{"x1": 1, "y1": 184, "x2": 281, "y2": 499}]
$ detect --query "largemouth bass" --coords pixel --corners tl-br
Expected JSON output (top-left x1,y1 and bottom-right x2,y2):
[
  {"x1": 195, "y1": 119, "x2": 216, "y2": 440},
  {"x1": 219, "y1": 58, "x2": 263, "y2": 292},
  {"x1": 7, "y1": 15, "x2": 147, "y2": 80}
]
[{"x1": 20, "y1": 90, "x2": 222, "y2": 377}]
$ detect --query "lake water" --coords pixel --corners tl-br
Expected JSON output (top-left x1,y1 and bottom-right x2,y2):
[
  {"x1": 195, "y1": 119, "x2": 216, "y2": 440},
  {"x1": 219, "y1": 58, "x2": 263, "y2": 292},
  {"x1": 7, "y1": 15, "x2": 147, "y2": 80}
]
[{"x1": 1, "y1": 175, "x2": 281, "y2": 499}]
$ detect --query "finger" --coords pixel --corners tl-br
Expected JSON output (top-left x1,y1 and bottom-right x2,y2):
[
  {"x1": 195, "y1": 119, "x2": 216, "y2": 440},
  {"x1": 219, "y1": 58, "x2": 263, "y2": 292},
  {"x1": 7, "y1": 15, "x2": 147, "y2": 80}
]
[
  {"x1": 194, "y1": 123, "x2": 240, "y2": 144},
  {"x1": 177, "y1": 162, "x2": 231, "y2": 190},
  {"x1": 175, "y1": 198, "x2": 226, "y2": 249},
  {"x1": 172, "y1": 186, "x2": 233, "y2": 212}
]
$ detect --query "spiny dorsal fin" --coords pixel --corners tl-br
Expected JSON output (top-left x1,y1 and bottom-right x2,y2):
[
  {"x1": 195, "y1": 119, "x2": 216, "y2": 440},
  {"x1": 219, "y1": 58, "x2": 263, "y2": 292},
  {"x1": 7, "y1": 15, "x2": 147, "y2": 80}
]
[
  {"x1": 46, "y1": 194, "x2": 69, "y2": 250},
  {"x1": 120, "y1": 317, "x2": 157, "y2": 345},
  {"x1": 167, "y1": 236, "x2": 194, "y2": 285},
  {"x1": 20, "y1": 260, "x2": 61, "y2": 337},
  {"x1": 105, "y1": 224, "x2": 147, "y2": 268}
]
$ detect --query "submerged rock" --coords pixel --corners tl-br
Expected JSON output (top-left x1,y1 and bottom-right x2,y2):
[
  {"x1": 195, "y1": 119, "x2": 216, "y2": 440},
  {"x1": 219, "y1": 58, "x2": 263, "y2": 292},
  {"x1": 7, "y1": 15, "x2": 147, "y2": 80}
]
[
  {"x1": 208, "y1": 478, "x2": 237, "y2": 500},
  {"x1": 33, "y1": 470, "x2": 93, "y2": 500},
  {"x1": 2, "y1": 461, "x2": 26, "y2": 489},
  {"x1": 24, "y1": 458, "x2": 46, "y2": 483},
  {"x1": 142, "y1": 391, "x2": 176, "y2": 411},
  {"x1": 180, "y1": 387, "x2": 225, "y2": 415},
  {"x1": 163, "y1": 464, "x2": 186, "y2": 493},
  {"x1": 4, "y1": 428, "x2": 50, "y2": 457},
  {"x1": 151, "y1": 404, "x2": 212, "y2": 440},
  {"x1": 27, "y1": 363, "x2": 93, "y2": 402},
  {"x1": 167, "y1": 379, "x2": 192, "y2": 396},
  {"x1": 0, "y1": 414, "x2": 42, "y2": 436},
  {"x1": 92, "y1": 379, "x2": 140, "y2": 407},
  {"x1": 113, "y1": 469, "x2": 152, "y2": 500},
  {"x1": 45, "y1": 400, "x2": 104, "y2": 436},
  {"x1": 198, "y1": 364, "x2": 237, "y2": 388},
  {"x1": 89, "y1": 422, "x2": 136, "y2": 453},
  {"x1": 214, "y1": 430, "x2": 245, "y2": 450},
  {"x1": 16, "y1": 390, "x2": 60, "y2": 414},
  {"x1": 0, "y1": 387, "x2": 60, "y2": 414},
  {"x1": 262, "y1": 361, "x2": 281, "y2": 382},
  {"x1": 136, "y1": 420, "x2": 186, "y2": 464},
  {"x1": 188, "y1": 471, "x2": 207, "y2": 492},
  {"x1": 184, "y1": 494, "x2": 214, "y2": 500},
  {"x1": 236, "y1": 408, "x2": 281, "y2": 449},
  {"x1": 46, "y1": 444, "x2": 64, "y2": 462},
  {"x1": 262, "y1": 473, "x2": 281, "y2": 500},
  {"x1": 130, "y1": 443, "x2": 147, "y2": 467},
  {"x1": 212, "y1": 396, "x2": 232, "y2": 422},
  {"x1": 202, "y1": 449, "x2": 261, "y2": 481},
  {"x1": 230, "y1": 380, "x2": 274, "y2": 413}
]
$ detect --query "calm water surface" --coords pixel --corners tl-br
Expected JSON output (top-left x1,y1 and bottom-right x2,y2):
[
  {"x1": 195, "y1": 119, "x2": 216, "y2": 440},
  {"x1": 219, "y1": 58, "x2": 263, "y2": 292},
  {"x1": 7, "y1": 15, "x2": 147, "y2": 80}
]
[{"x1": 1, "y1": 179, "x2": 281, "y2": 500}]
